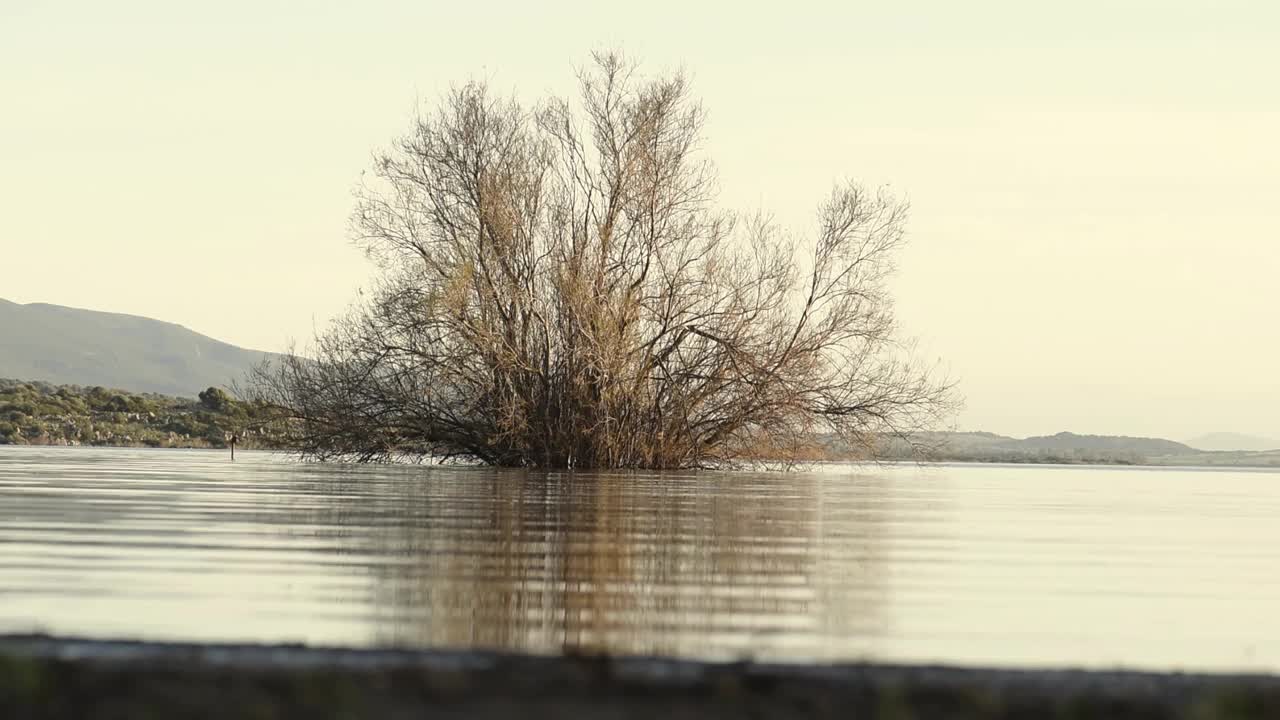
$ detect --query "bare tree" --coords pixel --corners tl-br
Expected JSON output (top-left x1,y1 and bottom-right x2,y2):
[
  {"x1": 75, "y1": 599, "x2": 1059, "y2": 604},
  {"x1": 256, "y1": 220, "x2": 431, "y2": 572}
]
[{"x1": 251, "y1": 52, "x2": 956, "y2": 468}]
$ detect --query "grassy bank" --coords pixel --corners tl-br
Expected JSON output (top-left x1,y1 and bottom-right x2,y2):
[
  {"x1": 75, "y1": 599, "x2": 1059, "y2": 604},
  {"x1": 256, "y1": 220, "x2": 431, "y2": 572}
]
[
  {"x1": 2, "y1": 635, "x2": 1279, "y2": 719},
  {"x1": 0, "y1": 379, "x2": 284, "y2": 450}
]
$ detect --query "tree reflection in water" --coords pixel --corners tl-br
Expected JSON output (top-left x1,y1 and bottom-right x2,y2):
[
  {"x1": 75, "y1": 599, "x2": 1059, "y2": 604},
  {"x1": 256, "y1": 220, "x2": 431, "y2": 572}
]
[{"x1": 298, "y1": 469, "x2": 895, "y2": 661}]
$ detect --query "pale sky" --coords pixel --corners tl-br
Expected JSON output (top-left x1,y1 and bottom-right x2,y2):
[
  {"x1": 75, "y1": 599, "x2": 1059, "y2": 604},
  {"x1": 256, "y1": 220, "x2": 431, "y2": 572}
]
[{"x1": 3, "y1": 1, "x2": 1277, "y2": 441}]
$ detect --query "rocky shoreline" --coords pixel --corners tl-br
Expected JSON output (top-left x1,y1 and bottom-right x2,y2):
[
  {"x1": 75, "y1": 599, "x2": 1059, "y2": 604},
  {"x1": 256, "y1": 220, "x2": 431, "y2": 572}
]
[{"x1": 3, "y1": 635, "x2": 1279, "y2": 719}]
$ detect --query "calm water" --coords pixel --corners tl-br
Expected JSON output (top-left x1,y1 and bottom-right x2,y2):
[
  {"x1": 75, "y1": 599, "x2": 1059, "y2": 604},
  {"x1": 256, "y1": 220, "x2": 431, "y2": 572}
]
[{"x1": 1, "y1": 446, "x2": 1278, "y2": 672}]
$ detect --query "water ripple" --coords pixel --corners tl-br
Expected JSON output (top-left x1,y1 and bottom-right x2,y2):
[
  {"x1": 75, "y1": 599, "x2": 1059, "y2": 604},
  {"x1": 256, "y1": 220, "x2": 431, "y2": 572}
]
[{"x1": 2, "y1": 445, "x2": 1279, "y2": 672}]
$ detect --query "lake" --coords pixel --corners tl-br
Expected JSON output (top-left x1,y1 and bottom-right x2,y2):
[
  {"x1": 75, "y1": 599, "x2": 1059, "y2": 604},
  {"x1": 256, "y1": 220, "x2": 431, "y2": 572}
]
[{"x1": 2, "y1": 445, "x2": 1278, "y2": 673}]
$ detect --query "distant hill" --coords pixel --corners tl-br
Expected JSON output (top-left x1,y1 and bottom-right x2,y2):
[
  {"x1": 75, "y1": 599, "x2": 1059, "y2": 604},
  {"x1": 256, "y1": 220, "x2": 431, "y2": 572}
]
[
  {"x1": 1015, "y1": 431, "x2": 1194, "y2": 455},
  {"x1": 0, "y1": 299, "x2": 279, "y2": 398},
  {"x1": 887, "y1": 430, "x2": 1194, "y2": 457},
  {"x1": 1186, "y1": 432, "x2": 1280, "y2": 452},
  {"x1": 866, "y1": 430, "x2": 1255, "y2": 466}
]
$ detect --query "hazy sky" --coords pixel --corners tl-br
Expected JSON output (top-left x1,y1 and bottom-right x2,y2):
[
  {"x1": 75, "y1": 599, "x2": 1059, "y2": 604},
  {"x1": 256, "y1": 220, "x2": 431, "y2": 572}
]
[{"x1": 3, "y1": 1, "x2": 1277, "y2": 440}]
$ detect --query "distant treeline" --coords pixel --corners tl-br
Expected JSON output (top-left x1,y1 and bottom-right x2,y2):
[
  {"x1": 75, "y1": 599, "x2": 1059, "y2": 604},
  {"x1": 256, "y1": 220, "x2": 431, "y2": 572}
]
[{"x1": 0, "y1": 379, "x2": 284, "y2": 450}]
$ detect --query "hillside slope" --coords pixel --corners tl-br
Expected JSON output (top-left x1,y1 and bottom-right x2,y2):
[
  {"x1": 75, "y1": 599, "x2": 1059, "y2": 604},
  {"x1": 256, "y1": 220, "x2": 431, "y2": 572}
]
[{"x1": 0, "y1": 299, "x2": 278, "y2": 397}]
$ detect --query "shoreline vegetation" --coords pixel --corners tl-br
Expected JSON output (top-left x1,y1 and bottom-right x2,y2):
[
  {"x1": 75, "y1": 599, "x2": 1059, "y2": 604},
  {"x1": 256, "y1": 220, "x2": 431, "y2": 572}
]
[
  {"x1": 0, "y1": 379, "x2": 283, "y2": 450},
  {"x1": 3, "y1": 634, "x2": 1278, "y2": 719},
  {"x1": 2, "y1": 378, "x2": 1275, "y2": 468}
]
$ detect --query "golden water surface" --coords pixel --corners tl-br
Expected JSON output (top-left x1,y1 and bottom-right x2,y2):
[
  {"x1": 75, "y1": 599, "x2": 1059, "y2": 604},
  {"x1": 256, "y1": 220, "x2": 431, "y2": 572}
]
[{"x1": 2, "y1": 446, "x2": 1278, "y2": 671}]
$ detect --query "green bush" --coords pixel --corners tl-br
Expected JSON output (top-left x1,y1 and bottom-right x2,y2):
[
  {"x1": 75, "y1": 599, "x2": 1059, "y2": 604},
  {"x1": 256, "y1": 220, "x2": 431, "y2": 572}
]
[{"x1": 198, "y1": 387, "x2": 231, "y2": 412}]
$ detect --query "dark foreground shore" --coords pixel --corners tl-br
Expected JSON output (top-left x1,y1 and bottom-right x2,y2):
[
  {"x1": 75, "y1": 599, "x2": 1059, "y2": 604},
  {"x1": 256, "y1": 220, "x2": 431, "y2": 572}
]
[{"x1": 3, "y1": 635, "x2": 1279, "y2": 719}]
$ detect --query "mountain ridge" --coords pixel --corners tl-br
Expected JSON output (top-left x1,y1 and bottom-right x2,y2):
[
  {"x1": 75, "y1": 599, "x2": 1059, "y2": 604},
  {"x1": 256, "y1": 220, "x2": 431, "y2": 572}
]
[{"x1": 0, "y1": 299, "x2": 280, "y2": 398}]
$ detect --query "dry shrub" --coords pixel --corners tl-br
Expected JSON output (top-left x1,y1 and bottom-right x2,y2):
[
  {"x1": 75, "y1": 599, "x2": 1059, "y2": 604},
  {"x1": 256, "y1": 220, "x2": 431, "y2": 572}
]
[{"x1": 251, "y1": 53, "x2": 955, "y2": 468}]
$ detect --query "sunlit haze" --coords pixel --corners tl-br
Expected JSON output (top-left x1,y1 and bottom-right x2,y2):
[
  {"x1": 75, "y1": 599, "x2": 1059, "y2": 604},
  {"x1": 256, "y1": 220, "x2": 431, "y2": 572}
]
[{"x1": 3, "y1": 0, "x2": 1276, "y2": 440}]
